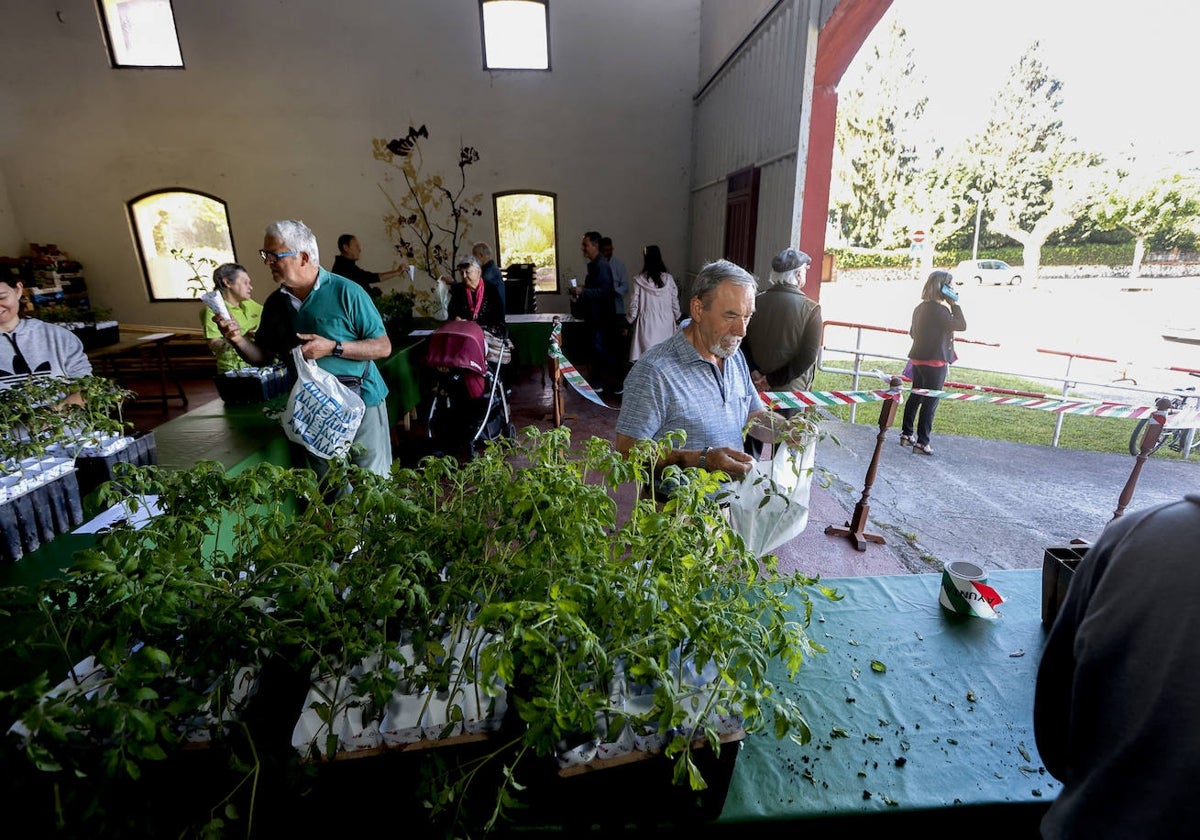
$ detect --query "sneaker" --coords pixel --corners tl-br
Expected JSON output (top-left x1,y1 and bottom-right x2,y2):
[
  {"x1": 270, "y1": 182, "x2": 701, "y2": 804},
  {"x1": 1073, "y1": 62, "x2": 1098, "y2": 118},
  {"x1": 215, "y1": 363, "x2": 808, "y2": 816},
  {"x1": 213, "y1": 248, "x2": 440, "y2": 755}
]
[
  {"x1": 912, "y1": 442, "x2": 933, "y2": 456},
  {"x1": 899, "y1": 434, "x2": 914, "y2": 447}
]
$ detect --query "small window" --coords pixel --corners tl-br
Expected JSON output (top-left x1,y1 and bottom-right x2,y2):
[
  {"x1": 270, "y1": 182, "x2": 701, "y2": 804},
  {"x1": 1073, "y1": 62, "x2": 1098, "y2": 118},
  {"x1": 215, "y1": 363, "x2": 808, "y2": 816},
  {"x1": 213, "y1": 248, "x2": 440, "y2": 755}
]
[
  {"x1": 479, "y1": 0, "x2": 550, "y2": 70},
  {"x1": 97, "y1": 0, "x2": 184, "y2": 68},
  {"x1": 494, "y1": 192, "x2": 558, "y2": 293},
  {"x1": 128, "y1": 190, "x2": 236, "y2": 301}
]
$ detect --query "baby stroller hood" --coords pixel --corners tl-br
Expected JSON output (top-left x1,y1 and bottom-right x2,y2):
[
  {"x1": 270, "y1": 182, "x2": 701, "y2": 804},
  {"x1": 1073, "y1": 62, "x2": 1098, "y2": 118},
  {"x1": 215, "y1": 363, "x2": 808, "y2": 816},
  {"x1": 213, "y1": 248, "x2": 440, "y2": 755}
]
[{"x1": 426, "y1": 320, "x2": 488, "y2": 398}]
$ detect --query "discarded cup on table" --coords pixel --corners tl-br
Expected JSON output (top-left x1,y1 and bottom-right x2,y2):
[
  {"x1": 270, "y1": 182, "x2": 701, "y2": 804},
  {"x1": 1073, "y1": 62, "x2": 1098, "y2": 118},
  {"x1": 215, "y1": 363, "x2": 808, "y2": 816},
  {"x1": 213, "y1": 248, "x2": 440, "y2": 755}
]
[{"x1": 939, "y1": 560, "x2": 1004, "y2": 619}]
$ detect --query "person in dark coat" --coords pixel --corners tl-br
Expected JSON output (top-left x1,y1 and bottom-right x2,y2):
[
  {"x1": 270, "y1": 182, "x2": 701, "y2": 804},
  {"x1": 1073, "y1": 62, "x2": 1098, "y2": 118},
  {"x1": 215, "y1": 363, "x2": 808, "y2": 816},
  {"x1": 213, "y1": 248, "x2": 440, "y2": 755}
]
[{"x1": 899, "y1": 270, "x2": 966, "y2": 455}]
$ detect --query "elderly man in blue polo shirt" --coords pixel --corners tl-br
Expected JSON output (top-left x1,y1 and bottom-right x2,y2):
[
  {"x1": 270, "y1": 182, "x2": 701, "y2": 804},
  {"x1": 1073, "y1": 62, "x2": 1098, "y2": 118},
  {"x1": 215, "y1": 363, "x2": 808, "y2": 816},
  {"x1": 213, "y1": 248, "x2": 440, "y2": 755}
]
[{"x1": 615, "y1": 258, "x2": 792, "y2": 492}]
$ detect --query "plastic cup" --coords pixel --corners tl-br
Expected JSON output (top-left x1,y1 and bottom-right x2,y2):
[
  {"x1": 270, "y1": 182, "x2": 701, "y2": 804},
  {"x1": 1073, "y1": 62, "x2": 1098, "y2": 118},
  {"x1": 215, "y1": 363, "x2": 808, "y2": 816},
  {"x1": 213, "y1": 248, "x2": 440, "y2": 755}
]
[{"x1": 569, "y1": 278, "x2": 577, "y2": 288}]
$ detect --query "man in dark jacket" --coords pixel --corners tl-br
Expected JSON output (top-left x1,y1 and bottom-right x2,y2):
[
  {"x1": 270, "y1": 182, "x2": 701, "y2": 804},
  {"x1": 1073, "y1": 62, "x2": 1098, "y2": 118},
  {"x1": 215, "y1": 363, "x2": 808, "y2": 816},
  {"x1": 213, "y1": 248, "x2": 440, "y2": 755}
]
[
  {"x1": 331, "y1": 234, "x2": 406, "y2": 298},
  {"x1": 568, "y1": 230, "x2": 617, "y2": 393},
  {"x1": 1035, "y1": 494, "x2": 1200, "y2": 840}
]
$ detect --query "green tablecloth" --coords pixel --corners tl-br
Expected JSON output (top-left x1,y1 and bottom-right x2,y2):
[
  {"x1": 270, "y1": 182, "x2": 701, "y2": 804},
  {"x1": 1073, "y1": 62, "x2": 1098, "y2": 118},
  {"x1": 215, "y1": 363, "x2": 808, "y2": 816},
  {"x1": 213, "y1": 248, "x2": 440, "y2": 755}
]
[
  {"x1": 506, "y1": 314, "x2": 585, "y2": 367},
  {"x1": 719, "y1": 568, "x2": 1055, "y2": 830},
  {"x1": 378, "y1": 337, "x2": 427, "y2": 425}
]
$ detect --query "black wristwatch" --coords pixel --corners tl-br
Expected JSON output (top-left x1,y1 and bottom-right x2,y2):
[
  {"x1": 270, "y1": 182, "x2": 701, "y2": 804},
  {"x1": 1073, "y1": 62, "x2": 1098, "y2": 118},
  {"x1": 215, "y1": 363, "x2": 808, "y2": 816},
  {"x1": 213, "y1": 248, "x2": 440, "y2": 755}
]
[
  {"x1": 332, "y1": 341, "x2": 344, "y2": 358},
  {"x1": 699, "y1": 446, "x2": 712, "y2": 471}
]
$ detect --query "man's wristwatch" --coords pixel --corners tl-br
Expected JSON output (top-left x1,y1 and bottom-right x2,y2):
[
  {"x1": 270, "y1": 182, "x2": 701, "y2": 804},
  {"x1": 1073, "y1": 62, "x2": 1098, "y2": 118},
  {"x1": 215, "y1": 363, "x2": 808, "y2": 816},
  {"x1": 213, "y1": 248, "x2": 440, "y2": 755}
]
[
  {"x1": 699, "y1": 446, "x2": 712, "y2": 471},
  {"x1": 332, "y1": 341, "x2": 344, "y2": 358}
]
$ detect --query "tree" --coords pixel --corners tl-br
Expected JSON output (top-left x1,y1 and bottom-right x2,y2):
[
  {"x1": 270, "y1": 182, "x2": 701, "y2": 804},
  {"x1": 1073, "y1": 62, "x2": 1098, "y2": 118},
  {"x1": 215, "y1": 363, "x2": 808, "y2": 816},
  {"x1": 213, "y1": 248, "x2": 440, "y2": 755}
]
[
  {"x1": 1094, "y1": 170, "x2": 1200, "y2": 276},
  {"x1": 964, "y1": 43, "x2": 1102, "y2": 281},
  {"x1": 830, "y1": 21, "x2": 928, "y2": 248}
]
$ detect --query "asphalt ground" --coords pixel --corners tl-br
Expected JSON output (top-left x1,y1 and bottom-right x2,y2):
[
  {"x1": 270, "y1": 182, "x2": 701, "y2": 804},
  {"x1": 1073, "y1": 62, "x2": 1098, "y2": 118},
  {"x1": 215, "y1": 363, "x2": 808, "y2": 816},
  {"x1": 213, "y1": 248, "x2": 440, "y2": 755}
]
[{"x1": 778, "y1": 417, "x2": 1199, "y2": 580}]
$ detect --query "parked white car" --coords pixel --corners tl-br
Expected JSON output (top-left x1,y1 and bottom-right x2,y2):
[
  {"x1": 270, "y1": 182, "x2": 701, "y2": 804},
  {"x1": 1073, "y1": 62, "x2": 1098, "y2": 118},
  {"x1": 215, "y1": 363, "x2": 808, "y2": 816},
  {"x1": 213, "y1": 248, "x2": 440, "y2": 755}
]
[{"x1": 953, "y1": 259, "x2": 1023, "y2": 286}]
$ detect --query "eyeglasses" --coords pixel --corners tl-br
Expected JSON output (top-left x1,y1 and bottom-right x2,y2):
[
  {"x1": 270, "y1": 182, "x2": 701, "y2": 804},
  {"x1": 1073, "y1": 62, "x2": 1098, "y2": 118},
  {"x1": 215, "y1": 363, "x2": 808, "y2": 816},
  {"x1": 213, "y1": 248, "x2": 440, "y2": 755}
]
[{"x1": 259, "y1": 249, "x2": 297, "y2": 264}]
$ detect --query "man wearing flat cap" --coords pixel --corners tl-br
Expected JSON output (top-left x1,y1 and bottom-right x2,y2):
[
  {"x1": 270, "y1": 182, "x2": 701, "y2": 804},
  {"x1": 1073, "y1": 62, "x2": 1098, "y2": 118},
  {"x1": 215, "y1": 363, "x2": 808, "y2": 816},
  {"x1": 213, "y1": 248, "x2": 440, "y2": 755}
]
[{"x1": 742, "y1": 247, "x2": 822, "y2": 456}]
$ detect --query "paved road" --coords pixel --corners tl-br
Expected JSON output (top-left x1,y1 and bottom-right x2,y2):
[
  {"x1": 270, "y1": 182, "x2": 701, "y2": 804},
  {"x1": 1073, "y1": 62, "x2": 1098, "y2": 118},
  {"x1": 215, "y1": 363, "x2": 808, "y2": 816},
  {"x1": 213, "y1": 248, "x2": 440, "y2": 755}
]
[{"x1": 813, "y1": 417, "x2": 1198, "y2": 575}]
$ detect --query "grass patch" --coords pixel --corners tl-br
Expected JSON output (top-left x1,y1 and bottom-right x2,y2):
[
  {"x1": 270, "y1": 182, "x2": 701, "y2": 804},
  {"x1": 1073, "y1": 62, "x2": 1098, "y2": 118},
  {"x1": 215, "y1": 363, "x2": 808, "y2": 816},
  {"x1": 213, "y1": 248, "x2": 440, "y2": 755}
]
[{"x1": 812, "y1": 362, "x2": 1197, "y2": 462}]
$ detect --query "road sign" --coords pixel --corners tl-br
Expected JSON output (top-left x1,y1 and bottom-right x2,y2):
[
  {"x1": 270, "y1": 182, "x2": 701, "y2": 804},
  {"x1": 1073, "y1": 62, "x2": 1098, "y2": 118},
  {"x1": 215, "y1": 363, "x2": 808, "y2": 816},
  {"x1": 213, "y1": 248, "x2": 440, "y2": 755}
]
[{"x1": 912, "y1": 230, "x2": 926, "y2": 244}]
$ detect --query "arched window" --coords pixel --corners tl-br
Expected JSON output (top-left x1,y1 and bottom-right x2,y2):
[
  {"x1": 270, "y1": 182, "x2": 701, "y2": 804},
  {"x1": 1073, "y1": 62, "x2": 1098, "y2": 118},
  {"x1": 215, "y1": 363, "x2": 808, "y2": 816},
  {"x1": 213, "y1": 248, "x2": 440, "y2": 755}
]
[
  {"x1": 494, "y1": 191, "x2": 558, "y2": 293},
  {"x1": 127, "y1": 190, "x2": 235, "y2": 301},
  {"x1": 479, "y1": 0, "x2": 550, "y2": 70},
  {"x1": 97, "y1": 0, "x2": 184, "y2": 68}
]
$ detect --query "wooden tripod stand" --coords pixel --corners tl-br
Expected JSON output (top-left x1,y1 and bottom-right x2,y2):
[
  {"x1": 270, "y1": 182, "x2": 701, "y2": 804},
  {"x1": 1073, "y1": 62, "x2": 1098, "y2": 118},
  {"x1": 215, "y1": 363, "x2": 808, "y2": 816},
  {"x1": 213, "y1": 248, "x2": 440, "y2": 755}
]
[{"x1": 825, "y1": 377, "x2": 903, "y2": 551}]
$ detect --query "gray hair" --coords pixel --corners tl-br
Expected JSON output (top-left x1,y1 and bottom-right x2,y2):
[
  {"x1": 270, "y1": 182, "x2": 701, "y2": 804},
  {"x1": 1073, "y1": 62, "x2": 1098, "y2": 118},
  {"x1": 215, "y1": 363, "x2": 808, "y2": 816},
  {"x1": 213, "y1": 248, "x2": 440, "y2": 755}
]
[
  {"x1": 471, "y1": 241, "x2": 493, "y2": 261},
  {"x1": 691, "y1": 259, "x2": 756, "y2": 308},
  {"x1": 265, "y1": 219, "x2": 319, "y2": 265},
  {"x1": 212, "y1": 262, "x2": 246, "y2": 290},
  {"x1": 456, "y1": 254, "x2": 481, "y2": 270}
]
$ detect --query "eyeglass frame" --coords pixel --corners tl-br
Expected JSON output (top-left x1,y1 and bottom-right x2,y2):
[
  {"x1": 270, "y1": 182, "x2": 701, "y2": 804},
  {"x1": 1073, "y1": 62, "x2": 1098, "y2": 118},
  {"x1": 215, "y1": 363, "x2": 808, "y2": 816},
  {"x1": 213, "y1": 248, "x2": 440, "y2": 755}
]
[{"x1": 259, "y1": 249, "x2": 298, "y2": 264}]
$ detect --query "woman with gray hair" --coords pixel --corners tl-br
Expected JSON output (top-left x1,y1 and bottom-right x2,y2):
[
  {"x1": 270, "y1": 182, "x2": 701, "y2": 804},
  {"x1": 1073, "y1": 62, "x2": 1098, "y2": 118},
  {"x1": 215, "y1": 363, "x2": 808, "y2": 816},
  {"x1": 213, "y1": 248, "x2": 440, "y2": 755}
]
[{"x1": 900, "y1": 270, "x2": 967, "y2": 455}]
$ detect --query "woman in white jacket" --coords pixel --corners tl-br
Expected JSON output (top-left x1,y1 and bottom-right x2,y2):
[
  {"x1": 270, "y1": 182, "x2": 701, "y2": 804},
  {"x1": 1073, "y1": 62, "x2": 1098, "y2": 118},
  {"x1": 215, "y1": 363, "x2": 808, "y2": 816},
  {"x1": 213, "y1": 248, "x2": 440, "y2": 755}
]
[{"x1": 626, "y1": 245, "x2": 680, "y2": 362}]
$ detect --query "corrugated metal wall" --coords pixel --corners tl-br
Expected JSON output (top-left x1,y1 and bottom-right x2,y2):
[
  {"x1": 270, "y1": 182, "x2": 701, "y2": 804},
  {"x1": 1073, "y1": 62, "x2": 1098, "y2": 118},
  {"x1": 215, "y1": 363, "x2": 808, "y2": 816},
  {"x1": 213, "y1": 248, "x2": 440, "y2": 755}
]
[{"x1": 687, "y1": 0, "x2": 816, "y2": 292}]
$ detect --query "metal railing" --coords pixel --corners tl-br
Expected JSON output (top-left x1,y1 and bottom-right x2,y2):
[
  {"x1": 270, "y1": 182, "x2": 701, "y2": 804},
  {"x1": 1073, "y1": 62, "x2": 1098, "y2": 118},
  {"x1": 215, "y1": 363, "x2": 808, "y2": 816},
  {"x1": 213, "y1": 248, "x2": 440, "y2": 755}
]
[{"x1": 817, "y1": 319, "x2": 1197, "y2": 456}]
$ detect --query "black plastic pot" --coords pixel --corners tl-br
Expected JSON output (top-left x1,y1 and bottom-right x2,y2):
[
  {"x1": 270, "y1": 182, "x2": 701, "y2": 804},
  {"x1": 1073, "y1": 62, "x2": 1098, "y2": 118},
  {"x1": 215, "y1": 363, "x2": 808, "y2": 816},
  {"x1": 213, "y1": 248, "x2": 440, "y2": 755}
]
[{"x1": 74, "y1": 431, "x2": 158, "y2": 498}]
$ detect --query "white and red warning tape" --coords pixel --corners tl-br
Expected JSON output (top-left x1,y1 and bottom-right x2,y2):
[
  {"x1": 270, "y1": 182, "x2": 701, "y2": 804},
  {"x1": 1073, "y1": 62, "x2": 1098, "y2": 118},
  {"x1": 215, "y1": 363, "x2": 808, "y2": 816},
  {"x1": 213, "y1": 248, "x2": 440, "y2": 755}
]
[
  {"x1": 760, "y1": 387, "x2": 1200, "y2": 428},
  {"x1": 548, "y1": 321, "x2": 614, "y2": 409}
]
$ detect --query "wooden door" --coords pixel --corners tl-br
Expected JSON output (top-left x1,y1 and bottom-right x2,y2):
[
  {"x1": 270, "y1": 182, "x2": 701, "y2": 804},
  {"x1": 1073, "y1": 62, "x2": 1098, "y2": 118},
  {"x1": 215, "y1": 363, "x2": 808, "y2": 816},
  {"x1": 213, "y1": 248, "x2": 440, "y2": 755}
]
[{"x1": 723, "y1": 166, "x2": 760, "y2": 272}]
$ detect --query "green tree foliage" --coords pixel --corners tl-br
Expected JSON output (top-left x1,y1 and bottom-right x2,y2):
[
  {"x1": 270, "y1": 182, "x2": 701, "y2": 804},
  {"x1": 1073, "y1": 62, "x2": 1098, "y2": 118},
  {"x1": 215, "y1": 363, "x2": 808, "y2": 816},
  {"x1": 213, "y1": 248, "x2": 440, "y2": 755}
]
[
  {"x1": 830, "y1": 21, "x2": 927, "y2": 248},
  {"x1": 1094, "y1": 169, "x2": 1200, "y2": 276},
  {"x1": 961, "y1": 43, "x2": 1103, "y2": 280},
  {"x1": 495, "y1": 193, "x2": 557, "y2": 269}
]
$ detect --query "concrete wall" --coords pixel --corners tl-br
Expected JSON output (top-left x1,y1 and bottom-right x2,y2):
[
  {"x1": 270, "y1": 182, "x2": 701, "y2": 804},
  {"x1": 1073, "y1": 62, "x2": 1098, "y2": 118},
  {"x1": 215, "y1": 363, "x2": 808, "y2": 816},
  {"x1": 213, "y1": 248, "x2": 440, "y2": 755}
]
[{"x1": 0, "y1": 0, "x2": 700, "y2": 329}]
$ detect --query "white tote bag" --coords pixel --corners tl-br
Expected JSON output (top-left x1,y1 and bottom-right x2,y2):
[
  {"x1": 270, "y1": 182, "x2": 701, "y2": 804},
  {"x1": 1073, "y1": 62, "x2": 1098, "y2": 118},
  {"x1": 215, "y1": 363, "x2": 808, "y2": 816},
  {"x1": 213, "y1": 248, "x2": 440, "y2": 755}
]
[
  {"x1": 281, "y1": 347, "x2": 366, "y2": 460},
  {"x1": 726, "y1": 435, "x2": 816, "y2": 557}
]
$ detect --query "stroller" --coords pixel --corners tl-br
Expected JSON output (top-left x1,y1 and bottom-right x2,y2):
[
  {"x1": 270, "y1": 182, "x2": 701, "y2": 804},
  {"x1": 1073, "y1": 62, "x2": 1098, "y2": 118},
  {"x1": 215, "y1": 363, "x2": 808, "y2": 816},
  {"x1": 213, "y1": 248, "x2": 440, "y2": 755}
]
[{"x1": 423, "y1": 320, "x2": 514, "y2": 458}]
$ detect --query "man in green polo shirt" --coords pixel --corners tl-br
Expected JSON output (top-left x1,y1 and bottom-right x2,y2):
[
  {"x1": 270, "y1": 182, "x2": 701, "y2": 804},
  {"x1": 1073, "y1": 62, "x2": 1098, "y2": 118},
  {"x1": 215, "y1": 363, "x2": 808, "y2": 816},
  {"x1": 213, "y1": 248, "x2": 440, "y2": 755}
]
[{"x1": 217, "y1": 219, "x2": 393, "y2": 477}]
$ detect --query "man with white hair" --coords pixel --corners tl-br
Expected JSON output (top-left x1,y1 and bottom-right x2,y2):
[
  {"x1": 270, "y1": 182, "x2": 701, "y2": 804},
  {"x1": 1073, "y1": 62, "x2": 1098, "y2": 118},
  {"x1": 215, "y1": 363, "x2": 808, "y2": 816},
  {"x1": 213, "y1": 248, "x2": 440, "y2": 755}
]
[
  {"x1": 616, "y1": 259, "x2": 796, "y2": 498},
  {"x1": 217, "y1": 219, "x2": 393, "y2": 477}
]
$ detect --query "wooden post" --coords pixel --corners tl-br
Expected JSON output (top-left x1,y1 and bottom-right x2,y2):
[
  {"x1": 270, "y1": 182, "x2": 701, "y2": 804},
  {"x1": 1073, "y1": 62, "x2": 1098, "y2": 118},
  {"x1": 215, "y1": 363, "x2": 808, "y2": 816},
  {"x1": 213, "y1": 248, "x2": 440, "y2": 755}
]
[
  {"x1": 825, "y1": 377, "x2": 902, "y2": 551},
  {"x1": 1113, "y1": 398, "x2": 1171, "y2": 519},
  {"x1": 542, "y1": 318, "x2": 576, "y2": 428}
]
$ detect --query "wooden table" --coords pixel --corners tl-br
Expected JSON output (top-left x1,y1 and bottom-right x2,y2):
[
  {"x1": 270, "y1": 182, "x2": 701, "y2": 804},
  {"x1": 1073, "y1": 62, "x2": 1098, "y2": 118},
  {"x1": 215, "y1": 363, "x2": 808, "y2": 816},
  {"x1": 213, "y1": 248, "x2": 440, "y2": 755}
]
[{"x1": 87, "y1": 331, "x2": 188, "y2": 411}]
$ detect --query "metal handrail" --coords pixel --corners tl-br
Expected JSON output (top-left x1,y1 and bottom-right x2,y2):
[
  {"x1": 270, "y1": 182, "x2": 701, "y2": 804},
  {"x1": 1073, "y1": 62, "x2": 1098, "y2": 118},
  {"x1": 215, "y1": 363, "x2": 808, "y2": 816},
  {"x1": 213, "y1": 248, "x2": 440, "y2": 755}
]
[{"x1": 817, "y1": 320, "x2": 1195, "y2": 454}]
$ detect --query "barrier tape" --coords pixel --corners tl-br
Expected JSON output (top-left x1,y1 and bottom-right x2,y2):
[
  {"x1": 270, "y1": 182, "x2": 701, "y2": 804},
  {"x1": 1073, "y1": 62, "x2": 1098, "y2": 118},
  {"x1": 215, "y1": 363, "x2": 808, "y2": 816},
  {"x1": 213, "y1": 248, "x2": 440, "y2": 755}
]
[
  {"x1": 548, "y1": 321, "x2": 614, "y2": 409},
  {"x1": 761, "y1": 387, "x2": 1200, "y2": 427}
]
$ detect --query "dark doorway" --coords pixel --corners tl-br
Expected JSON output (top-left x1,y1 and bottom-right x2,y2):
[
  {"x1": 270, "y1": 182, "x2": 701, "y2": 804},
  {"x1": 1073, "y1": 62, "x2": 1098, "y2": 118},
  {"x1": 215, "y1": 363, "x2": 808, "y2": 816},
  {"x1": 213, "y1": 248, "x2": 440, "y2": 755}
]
[{"x1": 723, "y1": 166, "x2": 760, "y2": 271}]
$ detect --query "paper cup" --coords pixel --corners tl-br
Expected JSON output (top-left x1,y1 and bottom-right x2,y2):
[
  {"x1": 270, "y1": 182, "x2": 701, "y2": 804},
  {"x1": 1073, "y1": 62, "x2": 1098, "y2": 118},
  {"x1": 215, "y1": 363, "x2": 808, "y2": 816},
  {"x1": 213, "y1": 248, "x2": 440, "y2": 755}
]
[
  {"x1": 569, "y1": 278, "x2": 577, "y2": 288},
  {"x1": 938, "y1": 560, "x2": 1003, "y2": 619}
]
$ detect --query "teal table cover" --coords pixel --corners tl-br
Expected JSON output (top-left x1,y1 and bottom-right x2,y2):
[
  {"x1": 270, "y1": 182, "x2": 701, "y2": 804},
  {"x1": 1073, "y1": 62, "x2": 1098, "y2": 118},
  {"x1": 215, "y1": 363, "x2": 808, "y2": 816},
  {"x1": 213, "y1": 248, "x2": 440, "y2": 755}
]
[{"x1": 719, "y1": 568, "x2": 1056, "y2": 826}]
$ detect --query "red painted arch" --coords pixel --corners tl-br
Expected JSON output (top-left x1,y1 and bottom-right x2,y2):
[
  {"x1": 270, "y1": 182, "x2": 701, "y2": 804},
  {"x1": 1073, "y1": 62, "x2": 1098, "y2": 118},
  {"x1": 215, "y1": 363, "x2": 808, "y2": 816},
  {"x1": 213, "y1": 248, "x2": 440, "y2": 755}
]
[{"x1": 800, "y1": 0, "x2": 893, "y2": 301}]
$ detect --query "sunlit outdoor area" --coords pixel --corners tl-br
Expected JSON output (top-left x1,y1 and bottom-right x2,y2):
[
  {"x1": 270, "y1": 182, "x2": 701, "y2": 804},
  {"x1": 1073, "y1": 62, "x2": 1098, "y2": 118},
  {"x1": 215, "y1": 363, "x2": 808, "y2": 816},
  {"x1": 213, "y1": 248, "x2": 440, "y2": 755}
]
[{"x1": 494, "y1": 192, "x2": 558, "y2": 292}]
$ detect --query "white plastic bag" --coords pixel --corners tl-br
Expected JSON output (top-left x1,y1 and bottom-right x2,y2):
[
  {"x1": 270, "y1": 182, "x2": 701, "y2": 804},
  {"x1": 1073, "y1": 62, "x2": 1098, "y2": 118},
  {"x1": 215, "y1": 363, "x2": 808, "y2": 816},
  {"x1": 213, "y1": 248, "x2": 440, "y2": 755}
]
[
  {"x1": 280, "y1": 346, "x2": 366, "y2": 460},
  {"x1": 726, "y1": 435, "x2": 816, "y2": 557}
]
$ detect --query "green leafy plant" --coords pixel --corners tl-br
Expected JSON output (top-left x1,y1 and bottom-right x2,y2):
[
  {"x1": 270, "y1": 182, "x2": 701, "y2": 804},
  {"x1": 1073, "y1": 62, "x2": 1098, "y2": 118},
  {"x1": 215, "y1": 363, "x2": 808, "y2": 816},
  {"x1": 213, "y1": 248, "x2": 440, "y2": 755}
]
[
  {"x1": 171, "y1": 247, "x2": 219, "y2": 299},
  {"x1": 0, "y1": 375, "x2": 134, "y2": 466},
  {"x1": 3, "y1": 428, "x2": 838, "y2": 837},
  {"x1": 33, "y1": 303, "x2": 114, "y2": 325}
]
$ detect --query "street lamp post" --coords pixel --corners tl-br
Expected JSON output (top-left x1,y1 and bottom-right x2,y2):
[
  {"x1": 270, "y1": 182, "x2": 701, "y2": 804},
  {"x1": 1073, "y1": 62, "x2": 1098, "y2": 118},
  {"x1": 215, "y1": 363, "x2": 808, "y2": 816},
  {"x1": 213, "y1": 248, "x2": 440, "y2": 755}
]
[{"x1": 968, "y1": 189, "x2": 984, "y2": 261}]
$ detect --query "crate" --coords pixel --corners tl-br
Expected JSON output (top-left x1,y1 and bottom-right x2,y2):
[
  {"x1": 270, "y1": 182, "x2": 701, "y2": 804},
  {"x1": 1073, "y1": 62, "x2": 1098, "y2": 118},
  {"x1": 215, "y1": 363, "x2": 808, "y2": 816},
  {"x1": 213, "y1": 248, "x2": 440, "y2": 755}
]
[
  {"x1": 1041, "y1": 542, "x2": 1090, "y2": 626},
  {"x1": 214, "y1": 365, "x2": 294, "y2": 406},
  {"x1": 74, "y1": 431, "x2": 158, "y2": 499},
  {"x1": 67, "y1": 320, "x2": 119, "y2": 350},
  {"x1": 0, "y1": 471, "x2": 84, "y2": 564}
]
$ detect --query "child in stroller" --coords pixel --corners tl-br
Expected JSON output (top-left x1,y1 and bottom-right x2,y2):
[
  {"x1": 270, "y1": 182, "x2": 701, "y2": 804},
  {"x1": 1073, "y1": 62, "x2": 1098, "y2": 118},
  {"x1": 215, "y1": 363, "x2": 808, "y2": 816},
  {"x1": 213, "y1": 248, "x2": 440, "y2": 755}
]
[{"x1": 422, "y1": 320, "x2": 514, "y2": 459}]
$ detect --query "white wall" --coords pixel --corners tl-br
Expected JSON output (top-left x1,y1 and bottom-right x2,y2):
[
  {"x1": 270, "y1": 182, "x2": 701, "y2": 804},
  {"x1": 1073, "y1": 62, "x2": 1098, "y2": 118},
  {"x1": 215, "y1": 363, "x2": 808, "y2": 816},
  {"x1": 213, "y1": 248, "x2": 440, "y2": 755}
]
[
  {"x1": 0, "y1": 0, "x2": 700, "y2": 328},
  {"x1": 0, "y1": 168, "x2": 20, "y2": 255}
]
